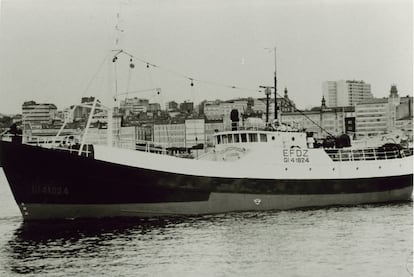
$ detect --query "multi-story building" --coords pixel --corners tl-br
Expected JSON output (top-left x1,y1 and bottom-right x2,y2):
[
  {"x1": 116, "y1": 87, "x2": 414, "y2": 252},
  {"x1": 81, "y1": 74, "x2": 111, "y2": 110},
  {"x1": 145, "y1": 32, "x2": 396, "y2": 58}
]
[
  {"x1": 323, "y1": 80, "x2": 373, "y2": 107},
  {"x1": 84, "y1": 117, "x2": 135, "y2": 149},
  {"x1": 204, "y1": 99, "x2": 248, "y2": 121},
  {"x1": 120, "y1": 97, "x2": 149, "y2": 114},
  {"x1": 395, "y1": 114, "x2": 412, "y2": 134},
  {"x1": 396, "y1": 96, "x2": 413, "y2": 133},
  {"x1": 135, "y1": 125, "x2": 153, "y2": 142},
  {"x1": 71, "y1": 97, "x2": 101, "y2": 121},
  {"x1": 63, "y1": 106, "x2": 75, "y2": 123},
  {"x1": 281, "y1": 109, "x2": 354, "y2": 137},
  {"x1": 179, "y1": 101, "x2": 194, "y2": 114},
  {"x1": 204, "y1": 93, "x2": 295, "y2": 123},
  {"x1": 153, "y1": 121, "x2": 186, "y2": 148},
  {"x1": 22, "y1": 101, "x2": 57, "y2": 130},
  {"x1": 203, "y1": 100, "x2": 223, "y2": 120},
  {"x1": 281, "y1": 98, "x2": 355, "y2": 137},
  {"x1": 254, "y1": 88, "x2": 296, "y2": 120},
  {"x1": 81, "y1": 96, "x2": 96, "y2": 104},
  {"x1": 166, "y1": 101, "x2": 179, "y2": 112},
  {"x1": 152, "y1": 118, "x2": 208, "y2": 149},
  {"x1": 397, "y1": 96, "x2": 413, "y2": 119},
  {"x1": 185, "y1": 118, "x2": 205, "y2": 147},
  {"x1": 354, "y1": 85, "x2": 410, "y2": 138},
  {"x1": 221, "y1": 99, "x2": 248, "y2": 121},
  {"x1": 355, "y1": 98, "x2": 390, "y2": 138},
  {"x1": 205, "y1": 119, "x2": 224, "y2": 147},
  {"x1": 148, "y1": 103, "x2": 161, "y2": 112}
]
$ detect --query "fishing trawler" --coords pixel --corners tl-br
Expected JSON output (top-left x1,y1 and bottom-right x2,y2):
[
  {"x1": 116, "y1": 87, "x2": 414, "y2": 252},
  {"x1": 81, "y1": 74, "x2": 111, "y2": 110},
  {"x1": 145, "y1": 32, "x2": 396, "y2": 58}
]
[
  {"x1": 0, "y1": 119, "x2": 412, "y2": 220},
  {"x1": 0, "y1": 50, "x2": 412, "y2": 220}
]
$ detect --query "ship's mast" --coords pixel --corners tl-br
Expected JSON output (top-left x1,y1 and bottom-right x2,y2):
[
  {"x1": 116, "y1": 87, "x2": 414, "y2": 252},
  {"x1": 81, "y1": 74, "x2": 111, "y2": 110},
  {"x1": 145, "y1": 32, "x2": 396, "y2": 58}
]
[
  {"x1": 107, "y1": 6, "x2": 126, "y2": 148},
  {"x1": 273, "y1": 47, "x2": 278, "y2": 122},
  {"x1": 264, "y1": 47, "x2": 278, "y2": 123}
]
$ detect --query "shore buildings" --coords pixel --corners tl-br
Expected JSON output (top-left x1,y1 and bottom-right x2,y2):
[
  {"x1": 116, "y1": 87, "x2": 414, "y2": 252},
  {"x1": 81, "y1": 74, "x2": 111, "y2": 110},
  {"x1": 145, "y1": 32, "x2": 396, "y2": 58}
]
[
  {"x1": 166, "y1": 101, "x2": 179, "y2": 112},
  {"x1": 281, "y1": 97, "x2": 355, "y2": 137},
  {"x1": 323, "y1": 80, "x2": 373, "y2": 107},
  {"x1": 355, "y1": 85, "x2": 412, "y2": 138},
  {"x1": 120, "y1": 97, "x2": 149, "y2": 114},
  {"x1": 22, "y1": 101, "x2": 57, "y2": 129},
  {"x1": 17, "y1": 82, "x2": 412, "y2": 149},
  {"x1": 179, "y1": 101, "x2": 194, "y2": 114}
]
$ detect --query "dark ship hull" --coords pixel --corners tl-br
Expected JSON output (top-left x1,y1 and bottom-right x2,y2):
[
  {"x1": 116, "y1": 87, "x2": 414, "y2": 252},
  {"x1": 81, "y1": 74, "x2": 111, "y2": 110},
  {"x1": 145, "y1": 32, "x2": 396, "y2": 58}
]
[{"x1": 0, "y1": 141, "x2": 412, "y2": 220}]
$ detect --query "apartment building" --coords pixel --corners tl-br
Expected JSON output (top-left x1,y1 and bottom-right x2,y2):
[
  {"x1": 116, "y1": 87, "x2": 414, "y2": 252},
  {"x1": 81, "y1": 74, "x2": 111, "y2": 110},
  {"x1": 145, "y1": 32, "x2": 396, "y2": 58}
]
[
  {"x1": 323, "y1": 80, "x2": 373, "y2": 107},
  {"x1": 22, "y1": 101, "x2": 57, "y2": 129}
]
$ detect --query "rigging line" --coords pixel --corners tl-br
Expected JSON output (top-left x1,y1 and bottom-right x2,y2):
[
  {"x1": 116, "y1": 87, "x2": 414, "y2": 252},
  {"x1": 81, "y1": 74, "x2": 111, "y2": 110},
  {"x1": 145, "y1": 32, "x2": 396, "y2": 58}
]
[
  {"x1": 275, "y1": 91, "x2": 335, "y2": 138},
  {"x1": 118, "y1": 50, "x2": 261, "y2": 93},
  {"x1": 117, "y1": 88, "x2": 160, "y2": 96},
  {"x1": 81, "y1": 53, "x2": 111, "y2": 97},
  {"x1": 114, "y1": 58, "x2": 118, "y2": 100},
  {"x1": 147, "y1": 64, "x2": 155, "y2": 90},
  {"x1": 114, "y1": 49, "x2": 332, "y2": 136},
  {"x1": 192, "y1": 78, "x2": 261, "y2": 92},
  {"x1": 125, "y1": 63, "x2": 132, "y2": 98},
  {"x1": 190, "y1": 79, "x2": 196, "y2": 104},
  {"x1": 118, "y1": 50, "x2": 157, "y2": 67}
]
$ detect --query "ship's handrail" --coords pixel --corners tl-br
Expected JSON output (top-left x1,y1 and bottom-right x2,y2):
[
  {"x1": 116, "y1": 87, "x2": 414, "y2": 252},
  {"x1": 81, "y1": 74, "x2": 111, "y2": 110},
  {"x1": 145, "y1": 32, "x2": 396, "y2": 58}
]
[
  {"x1": 0, "y1": 133, "x2": 94, "y2": 156},
  {"x1": 325, "y1": 147, "x2": 413, "y2": 162},
  {"x1": 23, "y1": 135, "x2": 93, "y2": 156},
  {"x1": 26, "y1": 135, "x2": 79, "y2": 146},
  {"x1": 216, "y1": 126, "x2": 303, "y2": 134},
  {"x1": 135, "y1": 143, "x2": 168, "y2": 155},
  {"x1": 0, "y1": 133, "x2": 13, "y2": 142}
]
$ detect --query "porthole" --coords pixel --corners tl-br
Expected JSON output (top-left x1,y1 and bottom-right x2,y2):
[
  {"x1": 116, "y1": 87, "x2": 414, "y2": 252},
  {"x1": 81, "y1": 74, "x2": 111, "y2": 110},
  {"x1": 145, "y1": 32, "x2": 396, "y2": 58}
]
[
  {"x1": 356, "y1": 167, "x2": 359, "y2": 170},
  {"x1": 285, "y1": 168, "x2": 288, "y2": 171},
  {"x1": 309, "y1": 168, "x2": 312, "y2": 171},
  {"x1": 332, "y1": 168, "x2": 335, "y2": 171},
  {"x1": 378, "y1": 166, "x2": 381, "y2": 169},
  {"x1": 272, "y1": 136, "x2": 275, "y2": 140},
  {"x1": 291, "y1": 137, "x2": 295, "y2": 141}
]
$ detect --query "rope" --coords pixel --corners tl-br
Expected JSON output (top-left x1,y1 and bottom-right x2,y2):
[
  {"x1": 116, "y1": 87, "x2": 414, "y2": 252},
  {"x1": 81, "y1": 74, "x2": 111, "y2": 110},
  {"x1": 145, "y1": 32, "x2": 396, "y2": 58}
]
[
  {"x1": 112, "y1": 49, "x2": 260, "y2": 94},
  {"x1": 111, "y1": 49, "x2": 335, "y2": 136},
  {"x1": 81, "y1": 53, "x2": 111, "y2": 97},
  {"x1": 276, "y1": 91, "x2": 335, "y2": 137},
  {"x1": 125, "y1": 63, "x2": 132, "y2": 98}
]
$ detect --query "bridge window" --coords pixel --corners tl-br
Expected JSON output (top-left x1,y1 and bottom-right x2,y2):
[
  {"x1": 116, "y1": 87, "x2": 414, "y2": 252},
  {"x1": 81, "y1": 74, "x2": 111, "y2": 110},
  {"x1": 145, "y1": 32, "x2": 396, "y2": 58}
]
[
  {"x1": 222, "y1": 135, "x2": 228, "y2": 144},
  {"x1": 241, "y1": 133, "x2": 247, "y2": 142},
  {"x1": 260, "y1": 134, "x2": 267, "y2": 142},
  {"x1": 234, "y1": 134, "x2": 240, "y2": 143},
  {"x1": 248, "y1": 133, "x2": 258, "y2": 142},
  {"x1": 217, "y1": 136, "x2": 221, "y2": 144},
  {"x1": 227, "y1": 134, "x2": 233, "y2": 143}
]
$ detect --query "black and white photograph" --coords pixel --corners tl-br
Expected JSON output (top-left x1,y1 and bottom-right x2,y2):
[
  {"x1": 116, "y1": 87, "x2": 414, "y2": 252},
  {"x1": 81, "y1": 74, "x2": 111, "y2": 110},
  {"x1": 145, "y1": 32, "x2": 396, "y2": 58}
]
[{"x1": 0, "y1": 0, "x2": 412, "y2": 276}]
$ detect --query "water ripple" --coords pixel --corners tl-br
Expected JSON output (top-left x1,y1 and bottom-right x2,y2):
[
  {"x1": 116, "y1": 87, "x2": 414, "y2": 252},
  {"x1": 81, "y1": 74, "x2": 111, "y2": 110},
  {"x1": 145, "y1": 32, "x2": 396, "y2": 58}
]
[{"x1": 0, "y1": 202, "x2": 411, "y2": 276}]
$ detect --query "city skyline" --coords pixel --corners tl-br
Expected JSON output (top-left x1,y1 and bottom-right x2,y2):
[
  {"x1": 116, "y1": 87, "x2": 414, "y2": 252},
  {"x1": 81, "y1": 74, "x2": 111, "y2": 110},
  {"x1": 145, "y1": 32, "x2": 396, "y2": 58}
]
[
  {"x1": 0, "y1": 0, "x2": 412, "y2": 115},
  {"x1": 3, "y1": 80, "x2": 405, "y2": 117}
]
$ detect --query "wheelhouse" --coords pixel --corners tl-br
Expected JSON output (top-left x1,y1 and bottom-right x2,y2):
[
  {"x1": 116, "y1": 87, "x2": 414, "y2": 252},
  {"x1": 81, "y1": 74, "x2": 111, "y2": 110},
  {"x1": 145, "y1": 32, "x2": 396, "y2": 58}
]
[{"x1": 213, "y1": 130, "x2": 308, "y2": 150}]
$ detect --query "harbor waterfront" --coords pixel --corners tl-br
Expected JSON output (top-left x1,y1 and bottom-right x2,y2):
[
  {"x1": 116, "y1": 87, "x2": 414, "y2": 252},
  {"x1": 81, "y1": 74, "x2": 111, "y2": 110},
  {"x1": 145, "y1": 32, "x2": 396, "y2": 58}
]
[
  {"x1": 0, "y1": 0, "x2": 412, "y2": 276},
  {"x1": 0, "y1": 169, "x2": 412, "y2": 277}
]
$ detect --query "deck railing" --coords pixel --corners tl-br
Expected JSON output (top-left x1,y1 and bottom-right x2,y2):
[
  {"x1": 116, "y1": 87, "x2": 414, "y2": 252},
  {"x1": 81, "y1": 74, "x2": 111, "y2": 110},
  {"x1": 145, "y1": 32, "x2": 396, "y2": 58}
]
[
  {"x1": 0, "y1": 134, "x2": 94, "y2": 157},
  {"x1": 217, "y1": 125, "x2": 303, "y2": 133},
  {"x1": 325, "y1": 147, "x2": 413, "y2": 162}
]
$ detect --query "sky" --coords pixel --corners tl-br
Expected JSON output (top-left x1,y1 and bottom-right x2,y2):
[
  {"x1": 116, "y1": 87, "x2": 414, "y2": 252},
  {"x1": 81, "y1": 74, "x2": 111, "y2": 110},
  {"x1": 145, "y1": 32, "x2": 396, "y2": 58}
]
[{"x1": 0, "y1": 0, "x2": 412, "y2": 114}]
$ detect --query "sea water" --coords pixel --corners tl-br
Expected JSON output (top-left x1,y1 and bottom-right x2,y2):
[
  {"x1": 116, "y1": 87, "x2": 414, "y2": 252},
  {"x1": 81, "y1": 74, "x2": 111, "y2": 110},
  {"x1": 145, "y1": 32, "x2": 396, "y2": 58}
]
[{"x1": 0, "y1": 169, "x2": 412, "y2": 277}]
